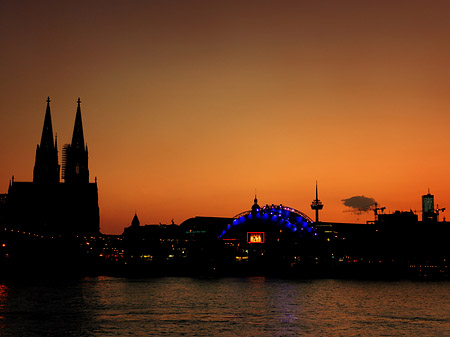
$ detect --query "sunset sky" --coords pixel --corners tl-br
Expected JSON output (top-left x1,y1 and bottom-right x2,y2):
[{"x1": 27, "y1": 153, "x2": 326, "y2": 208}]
[{"x1": 2, "y1": 0, "x2": 450, "y2": 234}]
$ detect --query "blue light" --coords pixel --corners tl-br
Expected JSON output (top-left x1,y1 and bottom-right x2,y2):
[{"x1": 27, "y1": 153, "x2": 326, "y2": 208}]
[{"x1": 226, "y1": 205, "x2": 318, "y2": 239}]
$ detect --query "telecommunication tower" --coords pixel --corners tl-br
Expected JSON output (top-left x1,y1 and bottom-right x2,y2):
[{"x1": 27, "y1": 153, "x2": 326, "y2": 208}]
[{"x1": 310, "y1": 181, "x2": 324, "y2": 222}]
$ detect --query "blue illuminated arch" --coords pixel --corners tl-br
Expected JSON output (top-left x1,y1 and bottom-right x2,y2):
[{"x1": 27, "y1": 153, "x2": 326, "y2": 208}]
[{"x1": 219, "y1": 204, "x2": 318, "y2": 239}]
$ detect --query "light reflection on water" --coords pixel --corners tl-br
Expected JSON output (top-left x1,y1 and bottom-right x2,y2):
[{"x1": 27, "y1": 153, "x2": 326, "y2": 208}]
[
  {"x1": 0, "y1": 277, "x2": 449, "y2": 336},
  {"x1": 0, "y1": 284, "x2": 8, "y2": 330}
]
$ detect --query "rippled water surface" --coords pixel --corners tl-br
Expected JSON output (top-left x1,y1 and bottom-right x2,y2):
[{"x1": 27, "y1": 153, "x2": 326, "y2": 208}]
[{"x1": 1, "y1": 277, "x2": 449, "y2": 336}]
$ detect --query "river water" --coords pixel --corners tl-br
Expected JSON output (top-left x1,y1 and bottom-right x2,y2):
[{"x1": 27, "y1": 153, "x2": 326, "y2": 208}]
[{"x1": 0, "y1": 277, "x2": 449, "y2": 336}]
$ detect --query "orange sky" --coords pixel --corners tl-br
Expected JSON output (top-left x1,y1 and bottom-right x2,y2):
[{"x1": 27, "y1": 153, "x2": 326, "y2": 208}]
[{"x1": 1, "y1": 0, "x2": 450, "y2": 234}]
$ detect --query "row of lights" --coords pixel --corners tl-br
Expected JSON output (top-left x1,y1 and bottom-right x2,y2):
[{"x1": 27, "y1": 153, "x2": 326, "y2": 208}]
[{"x1": 220, "y1": 207, "x2": 317, "y2": 239}]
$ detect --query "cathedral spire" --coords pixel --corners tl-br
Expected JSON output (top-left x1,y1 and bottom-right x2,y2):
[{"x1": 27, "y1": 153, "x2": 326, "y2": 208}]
[
  {"x1": 33, "y1": 97, "x2": 60, "y2": 184},
  {"x1": 40, "y1": 97, "x2": 56, "y2": 150},
  {"x1": 71, "y1": 97, "x2": 85, "y2": 149},
  {"x1": 63, "y1": 98, "x2": 89, "y2": 183}
]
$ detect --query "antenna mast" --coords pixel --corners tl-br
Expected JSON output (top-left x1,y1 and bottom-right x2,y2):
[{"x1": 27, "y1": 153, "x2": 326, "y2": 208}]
[{"x1": 310, "y1": 181, "x2": 324, "y2": 222}]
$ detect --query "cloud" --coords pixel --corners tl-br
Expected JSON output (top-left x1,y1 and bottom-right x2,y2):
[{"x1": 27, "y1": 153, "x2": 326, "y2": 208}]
[{"x1": 342, "y1": 195, "x2": 376, "y2": 213}]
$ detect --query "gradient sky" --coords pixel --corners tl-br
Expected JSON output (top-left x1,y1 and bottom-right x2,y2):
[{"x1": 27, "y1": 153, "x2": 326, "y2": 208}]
[{"x1": 2, "y1": 0, "x2": 450, "y2": 234}]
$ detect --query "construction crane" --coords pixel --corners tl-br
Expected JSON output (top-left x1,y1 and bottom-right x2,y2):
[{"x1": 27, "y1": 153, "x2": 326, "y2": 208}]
[
  {"x1": 373, "y1": 203, "x2": 385, "y2": 221},
  {"x1": 436, "y1": 205, "x2": 446, "y2": 222}
]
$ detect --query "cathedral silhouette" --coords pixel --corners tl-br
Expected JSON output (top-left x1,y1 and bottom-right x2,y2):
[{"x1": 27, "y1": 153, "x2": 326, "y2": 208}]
[{"x1": 1, "y1": 98, "x2": 99, "y2": 235}]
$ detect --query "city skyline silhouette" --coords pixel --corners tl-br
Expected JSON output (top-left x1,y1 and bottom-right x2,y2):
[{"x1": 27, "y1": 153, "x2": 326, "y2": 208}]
[
  {"x1": 1, "y1": 4, "x2": 450, "y2": 336},
  {"x1": 2, "y1": 1, "x2": 450, "y2": 234}
]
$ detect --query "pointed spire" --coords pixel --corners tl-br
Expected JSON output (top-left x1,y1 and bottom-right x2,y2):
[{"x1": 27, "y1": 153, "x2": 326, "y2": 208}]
[
  {"x1": 71, "y1": 97, "x2": 85, "y2": 149},
  {"x1": 63, "y1": 97, "x2": 89, "y2": 183},
  {"x1": 131, "y1": 213, "x2": 140, "y2": 227},
  {"x1": 33, "y1": 97, "x2": 60, "y2": 184},
  {"x1": 316, "y1": 180, "x2": 318, "y2": 200},
  {"x1": 40, "y1": 97, "x2": 55, "y2": 149},
  {"x1": 251, "y1": 193, "x2": 260, "y2": 213}
]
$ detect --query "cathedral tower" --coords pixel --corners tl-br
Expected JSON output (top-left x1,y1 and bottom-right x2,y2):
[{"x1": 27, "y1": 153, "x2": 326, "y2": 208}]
[
  {"x1": 63, "y1": 98, "x2": 89, "y2": 183},
  {"x1": 33, "y1": 97, "x2": 60, "y2": 184}
]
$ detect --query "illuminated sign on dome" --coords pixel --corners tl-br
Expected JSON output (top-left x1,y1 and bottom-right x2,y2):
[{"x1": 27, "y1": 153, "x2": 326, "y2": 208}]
[{"x1": 247, "y1": 232, "x2": 264, "y2": 243}]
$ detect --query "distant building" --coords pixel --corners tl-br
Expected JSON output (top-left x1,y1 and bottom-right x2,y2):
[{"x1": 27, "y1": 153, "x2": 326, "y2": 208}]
[
  {"x1": 0, "y1": 98, "x2": 99, "y2": 235},
  {"x1": 117, "y1": 197, "x2": 450, "y2": 278},
  {"x1": 422, "y1": 191, "x2": 437, "y2": 222},
  {"x1": 122, "y1": 213, "x2": 186, "y2": 264},
  {"x1": 378, "y1": 210, "x2": 419, "y2": 225}
]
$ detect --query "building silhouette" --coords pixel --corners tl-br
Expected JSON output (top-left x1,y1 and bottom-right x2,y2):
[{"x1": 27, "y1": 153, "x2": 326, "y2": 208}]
[
  {"x1": 0, "y1": 98, "x2": 99, "y2": 235},
  {"x1": 117, "y1": 195, "x2": 450, "y2": 279},
  {"x1": 422, "y1": 190, "x2": 437, "y2": 222}
]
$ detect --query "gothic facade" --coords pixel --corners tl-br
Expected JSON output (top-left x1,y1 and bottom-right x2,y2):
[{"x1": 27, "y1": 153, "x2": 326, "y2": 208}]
[{"x1": 1, "y1": 98, "x2": 100, "y2": 235}]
